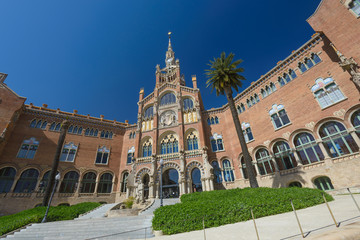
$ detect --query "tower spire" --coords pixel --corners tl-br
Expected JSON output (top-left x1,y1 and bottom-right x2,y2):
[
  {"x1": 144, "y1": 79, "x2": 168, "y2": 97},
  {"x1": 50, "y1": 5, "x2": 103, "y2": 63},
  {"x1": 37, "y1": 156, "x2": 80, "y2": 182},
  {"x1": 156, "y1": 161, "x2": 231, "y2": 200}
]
[
  {"x1": 168, "y1": 31, "x2": 172, "y2": 51},
  {"x1": 165, "y1": 31, "x2": 175, "y2": 67}
]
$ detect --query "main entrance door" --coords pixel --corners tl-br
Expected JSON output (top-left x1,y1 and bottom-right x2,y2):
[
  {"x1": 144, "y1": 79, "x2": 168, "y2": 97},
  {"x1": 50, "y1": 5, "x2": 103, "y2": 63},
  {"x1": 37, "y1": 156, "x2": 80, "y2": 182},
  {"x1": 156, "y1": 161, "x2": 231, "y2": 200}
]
[{"x1": 162, "y1": 168, "x2": 179, "y2": 198}]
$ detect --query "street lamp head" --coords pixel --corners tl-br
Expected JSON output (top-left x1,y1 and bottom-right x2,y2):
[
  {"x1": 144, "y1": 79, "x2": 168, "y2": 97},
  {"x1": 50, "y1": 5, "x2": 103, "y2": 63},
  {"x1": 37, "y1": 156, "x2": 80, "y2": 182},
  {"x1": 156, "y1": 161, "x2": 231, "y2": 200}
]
[
  {"x1": 160, "y1": 159, "x2": 164, "y2": 166},
  {"x1": 55, "y1": 173, "x2": 61, "y2": 181}
]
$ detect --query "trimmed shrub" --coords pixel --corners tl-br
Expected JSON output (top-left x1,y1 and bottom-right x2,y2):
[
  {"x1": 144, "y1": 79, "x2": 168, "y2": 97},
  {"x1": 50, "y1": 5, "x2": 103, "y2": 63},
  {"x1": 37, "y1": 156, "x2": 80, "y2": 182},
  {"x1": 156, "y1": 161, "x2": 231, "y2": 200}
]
[
  {"x1": 152, "y1": 187, "x2": 333, "y2": 235},
  {"x1": 124, "y1": 197, "x2": 135, "y2": 209},
  {"x1": 0, "y1": 202, "x2": 101, "y2": 236}
]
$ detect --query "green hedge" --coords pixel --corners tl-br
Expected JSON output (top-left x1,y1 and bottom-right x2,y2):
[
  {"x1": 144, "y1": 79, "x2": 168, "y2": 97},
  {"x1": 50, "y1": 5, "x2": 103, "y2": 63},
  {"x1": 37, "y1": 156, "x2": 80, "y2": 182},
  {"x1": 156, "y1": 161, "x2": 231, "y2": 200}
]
[
  {"x1": 152, "y1": 187, "x2": 333, "y2": 234},
  {"x1": 0, "y1": 202, "x2": 101, "y2": 236}
]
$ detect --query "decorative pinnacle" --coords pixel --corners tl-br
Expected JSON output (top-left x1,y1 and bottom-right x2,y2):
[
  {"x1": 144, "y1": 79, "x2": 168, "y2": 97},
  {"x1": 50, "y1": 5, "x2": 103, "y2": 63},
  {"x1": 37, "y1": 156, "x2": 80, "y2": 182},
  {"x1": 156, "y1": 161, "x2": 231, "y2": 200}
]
[{"x1": 168, "y1": 32, "x2": 172, "y2": 50}]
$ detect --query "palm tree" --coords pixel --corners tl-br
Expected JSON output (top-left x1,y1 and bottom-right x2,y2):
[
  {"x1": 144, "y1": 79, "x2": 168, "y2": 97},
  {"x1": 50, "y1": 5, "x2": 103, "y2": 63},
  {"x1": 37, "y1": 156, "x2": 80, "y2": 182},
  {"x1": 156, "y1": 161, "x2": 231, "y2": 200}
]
[{"x1": 205, "y1": 52, "x2": 259, "y2": 188}]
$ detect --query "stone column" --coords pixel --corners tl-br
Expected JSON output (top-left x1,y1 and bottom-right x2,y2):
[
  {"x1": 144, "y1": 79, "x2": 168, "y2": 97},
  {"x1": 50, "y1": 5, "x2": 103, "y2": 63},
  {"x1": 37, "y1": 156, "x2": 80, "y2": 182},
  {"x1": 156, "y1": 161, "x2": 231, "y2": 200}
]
[
  {"x1": 9, "y1": 176, "x2": 20, "y2": 193},
  {"x1": 317, "y1": 140, "x2": 331, "y2": 159},
  {"x1": 292, "y1": 150, "x2": 303, "y2": 166},
  {"x1": 181, "y1": 181, "x2": 186, "y2": 194},
  {"x1": 149, "y1": 182, "x2": 154, "y2": 199},
  {"x1": 271, "y1": 156, "x2": 280, "y2": 172},
  {"x1": 209, "y1": 176, "x2": 214, "y2": 191},
  {"x1": 205, "y1": 178, "x2": 210, "y2": 191},
  {"x1": 201, "y1": 178, "x2": 206, "y2": 192},
  {"x1": 186, "y1": 180, "x2": 191, "y2": 193},
  {"x1": 252, "y1": 161, "x2": 260, "y2": 175}
]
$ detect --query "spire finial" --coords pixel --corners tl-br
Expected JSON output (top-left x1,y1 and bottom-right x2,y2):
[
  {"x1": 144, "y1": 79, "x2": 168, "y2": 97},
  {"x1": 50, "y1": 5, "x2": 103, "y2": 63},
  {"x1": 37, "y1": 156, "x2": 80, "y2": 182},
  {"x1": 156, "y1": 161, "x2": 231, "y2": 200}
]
[{"x1": 168, "y1": 32, "x2": 172, "y2": 50}]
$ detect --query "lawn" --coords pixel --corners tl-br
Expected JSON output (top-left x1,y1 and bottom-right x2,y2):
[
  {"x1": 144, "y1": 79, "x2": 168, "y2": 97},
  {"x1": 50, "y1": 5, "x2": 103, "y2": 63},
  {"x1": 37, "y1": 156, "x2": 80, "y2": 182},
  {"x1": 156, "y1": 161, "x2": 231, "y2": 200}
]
[
  {"x1": 152, "y1": 187, "x2": 333, "y2": 234},
  {"x1": 0, "y1": 202, "x2": 101, "y2": 236}
]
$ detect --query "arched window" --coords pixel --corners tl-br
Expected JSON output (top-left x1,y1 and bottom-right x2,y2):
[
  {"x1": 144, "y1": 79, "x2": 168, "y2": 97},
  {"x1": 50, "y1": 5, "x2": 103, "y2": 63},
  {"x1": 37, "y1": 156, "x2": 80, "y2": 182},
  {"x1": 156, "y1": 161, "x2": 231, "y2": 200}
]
[
  {"x1": 160, "y1": 92, "x2": 176, "y2": 106},
  {"x1": 68, "y1": 125, "x2": 73, "y2": 133},
  {"x1": 247, "y1": 99, "x2": 252, "y2": 108},
  {"x1": 269, "y1": 104, "x2": 291, "y2": 129},
  {"x1": 96, "y1": 146, "x2": 110, "y2": 164},
  {"x1": 251, "y1": 96, "x2": 256, "y2": 105},
  {"x1": 207, "y1": 118, "x2": 211, "y2": 125},
  {"x1": 121, "y1": 172, "x2": 129, "y2": 193},
  {"x1": 191, "y1": 168, "x2": 202, "y2": 192},
  {"x1": 14, "y1": 169, "x2": 39, "y2": 193},
  {"x1": 289, "y1": 69, "x2": 297, "y2": 79},
  {"x1": 314, "y1": 176, "x2": 334, "y2": 191},
  {"x1": 222, "y1": 160, "x2": 235, "y2": 182},
  {"x1": 294, "y1": 132, "x2": 324, "y2": 164},
  {"x1": 237, "y1": 105, "x2": 242, "y2": 114},
  {"x1": 60, "y1": 142, "x2": 78, "y2": 162},
  {"x1": 319, "y1": 121, "x2": 359, "y2": 157},
  {"x1": 288, "y1": 182, "x2": 302, "y2": 188},
  {"x1": 215, "y1": 116, "x2": 219, "y2": 124},
  {"x1": 38, "y1": 170, "x2": 60, "y2": 193},
  {"x1": 41, "y1": 121, "x2": 47, "y2": 130},
  {"x1": 273, "y1": 141, "x2": 297, "y2": 170},
  {"x1": 85, "y1": 128, "x2": 90, "y2": 136},
  {"x1": 160, "y1": 135, "x2": 179, "y2": 154},
  {"x1": 211, "y1": 161, "x2": 222, "y2": 183},
  {"x1": 0, "y1": 167, "x2": 16, "y2": 193},
  {"x1": 266, "y1": 85, "x2": 272, "y2": 95},
  {"x1": 97, "y1": 173, "x2": 113, "y2": 193},
  {"x1": 183, "y1": 98, "x2": 194, "y2": 110},
  {"x1": 311, "y1": 53, "x2": 321, "y2": 64},
  {"x1": 350, "y1": 0, "x2": 360, "y2": 15},
  {"x1": 242, "y1": 123, "x2": 254, "y2": 143},
  {"x1": 211, "y1": 117, "x2": 215, "y2": 124},
  {"x1": 261, "y1": 89, "x2": 267, "y2": 98},
  {"x1": 78, "y1": 127, "x2": 83, "y2": 135},
  {"x1": 241, "y1": 157, "x2": 256, "y2": 179},
  {"x1": 55, "y1": 123, "x2": 61, "y2": 131},
  {"x1": 144, "y1": 106, "x2": 154, "y2": 118},
  {"x1": 311, "y1": 78, "x2": 345, "y2": 108},
  {"x1": 270, "y1": 82, "x2": 277, "y2": 92},
  {"x1": 59, "y1": 171, "x2": 79, "y2": 193},
  {"x1": 351, "y1": 109, "x2": 360, "y2": 138},
  {"x1": 127, "y1": 147, "x2": 135, "y2": 164},
  {"x1": 255, "y1": 149, "x2": 274, "y2": 175},
  {"x1": 299, "y1": 62, "x2": 307, "y2": 73},
  {"x1": 254, "y1": 94, "x2": 260, "y2": 103},
  {"x1": 100, "y1": 131, "x2": 105, "y2": 138},
  {"x1": 284, "y1": 73, "x2": 291, "y2": 83},
  {"x1": 50, "y1": 122, "x2": 56, "y2": 131},
  {"x1": 142, "y1": 139, "x2": 152, "y2": 157},
  {"x1": 210, "y1": 133, "x2": 224, "y2": 152},
  {"x1": 241, "y1": 103, "x2": 245, "y2": 112},
  {"x1": 17, "y1": 138, "x2": 39, "y2": 159},
  {"x1": 305, "y1": 58, "x2": 314, "y2": 69},
  {"x1": 278, "y1": 77, "x2": 286, "y2": 87},
  {"x1": 186, "y1": 132, "x2": 198, "y2": 150},
  {"x1": 30, "y1": 119, "x2": 37, "y2": 128},
  {"x1": 35, "y1": 120, "x2": 42, "y2": 129},
  {"x1": 73, "y1": 126, "x2": 78, "y2": 134},
  {"x1": 81, "y1": 172, "x2": 96, "y2": 193}
]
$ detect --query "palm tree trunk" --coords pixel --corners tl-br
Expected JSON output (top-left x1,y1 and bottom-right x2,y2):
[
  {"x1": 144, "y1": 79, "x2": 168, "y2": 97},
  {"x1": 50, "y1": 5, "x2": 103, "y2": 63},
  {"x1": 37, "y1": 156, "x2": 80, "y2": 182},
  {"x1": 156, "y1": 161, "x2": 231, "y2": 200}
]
[
  {"x1": 224, "y1": 87, "x2": 259, "y2": 188},
  {"x1": 42, "y1": 120, "x2": 70, "y2": 206}
]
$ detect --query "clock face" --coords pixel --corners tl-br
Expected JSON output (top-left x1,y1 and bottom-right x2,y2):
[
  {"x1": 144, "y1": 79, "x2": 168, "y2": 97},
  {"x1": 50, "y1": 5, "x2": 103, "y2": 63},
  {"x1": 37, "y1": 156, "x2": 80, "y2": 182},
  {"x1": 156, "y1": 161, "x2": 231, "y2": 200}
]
[{"x1": 167, "y1": 58, "x2": 173, "y2": 63}]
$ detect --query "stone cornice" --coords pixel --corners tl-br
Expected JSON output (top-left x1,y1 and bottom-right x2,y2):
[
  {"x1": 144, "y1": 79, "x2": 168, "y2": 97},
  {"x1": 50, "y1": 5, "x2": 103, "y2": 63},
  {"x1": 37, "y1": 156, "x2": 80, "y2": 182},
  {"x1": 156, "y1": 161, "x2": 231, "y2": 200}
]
[{"x1": 25, "y1": 104, "x2": 130, "y2": 130}]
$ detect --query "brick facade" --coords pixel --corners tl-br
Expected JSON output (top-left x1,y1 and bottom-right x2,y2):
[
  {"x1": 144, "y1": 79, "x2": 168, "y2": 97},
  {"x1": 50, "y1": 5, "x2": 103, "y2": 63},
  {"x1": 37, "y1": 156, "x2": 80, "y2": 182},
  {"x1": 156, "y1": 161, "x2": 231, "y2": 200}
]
[{"x1": 1, "y1": 0, "x2": 360, "y2": 215}]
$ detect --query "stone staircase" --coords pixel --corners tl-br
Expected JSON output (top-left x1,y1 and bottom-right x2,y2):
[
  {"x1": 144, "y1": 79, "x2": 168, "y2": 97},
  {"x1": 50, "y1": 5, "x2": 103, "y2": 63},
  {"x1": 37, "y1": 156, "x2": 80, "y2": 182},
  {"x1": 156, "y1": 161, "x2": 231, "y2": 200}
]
[{"x1": 2, "y1": 199, "x2": 180, "y2": 240}]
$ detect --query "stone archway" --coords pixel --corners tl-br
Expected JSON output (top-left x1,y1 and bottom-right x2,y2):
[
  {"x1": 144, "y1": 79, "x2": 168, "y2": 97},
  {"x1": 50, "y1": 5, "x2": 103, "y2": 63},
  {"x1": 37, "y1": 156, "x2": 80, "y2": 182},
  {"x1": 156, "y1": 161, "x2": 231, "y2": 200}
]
[{"x1": 157, "y1": 162, "x2": 181, "y2": 198}]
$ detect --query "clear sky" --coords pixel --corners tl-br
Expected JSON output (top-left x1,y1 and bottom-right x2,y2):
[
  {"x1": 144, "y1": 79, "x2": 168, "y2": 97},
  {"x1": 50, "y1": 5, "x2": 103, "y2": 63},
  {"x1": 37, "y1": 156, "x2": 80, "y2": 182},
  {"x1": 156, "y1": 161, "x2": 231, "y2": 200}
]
[{"x1": 0, "y1": 0, "x2": 321, "y2": 124}]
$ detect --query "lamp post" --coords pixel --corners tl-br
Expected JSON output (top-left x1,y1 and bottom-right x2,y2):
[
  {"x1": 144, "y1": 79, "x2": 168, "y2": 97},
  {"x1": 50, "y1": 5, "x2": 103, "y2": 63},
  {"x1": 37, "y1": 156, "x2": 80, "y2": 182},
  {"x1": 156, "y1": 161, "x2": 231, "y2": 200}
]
[
  {"x1": 159, "y1": 159, "x2": 164, "y2": 207},
  {"x1": 42, "y1": 173, "x2": 61, "y2": 223}
]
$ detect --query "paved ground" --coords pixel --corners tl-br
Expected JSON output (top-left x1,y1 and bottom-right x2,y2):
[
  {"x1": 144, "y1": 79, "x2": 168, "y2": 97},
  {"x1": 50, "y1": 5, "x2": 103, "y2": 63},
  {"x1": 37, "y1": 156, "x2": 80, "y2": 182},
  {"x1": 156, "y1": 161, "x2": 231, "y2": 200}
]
[{"x1": 151, "y1": 194, "x2": 360, "y2": 240}]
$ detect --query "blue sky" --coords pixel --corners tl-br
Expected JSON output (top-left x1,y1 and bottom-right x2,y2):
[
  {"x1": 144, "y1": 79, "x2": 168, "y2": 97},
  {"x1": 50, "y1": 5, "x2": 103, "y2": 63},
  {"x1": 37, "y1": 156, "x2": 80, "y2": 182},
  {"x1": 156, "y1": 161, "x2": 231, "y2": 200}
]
[{"x1": 0, "y1": 0, "x2": 321, "y2": 123}]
